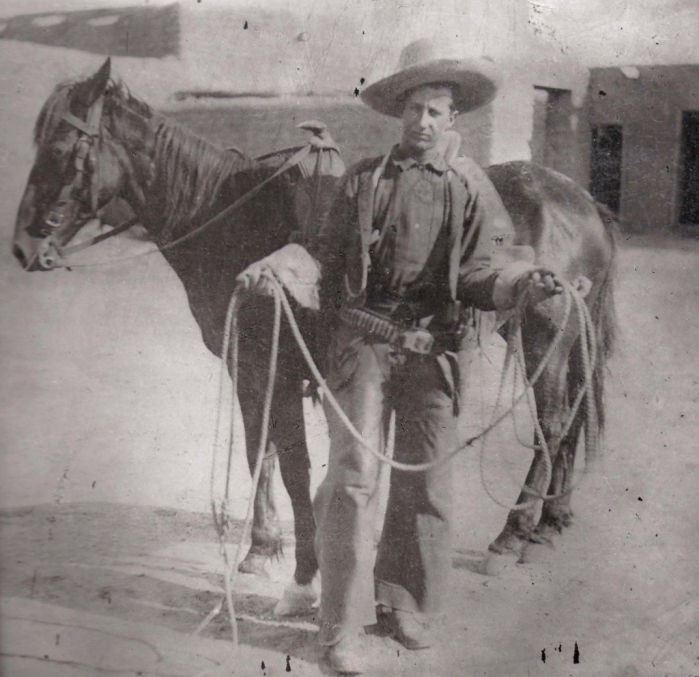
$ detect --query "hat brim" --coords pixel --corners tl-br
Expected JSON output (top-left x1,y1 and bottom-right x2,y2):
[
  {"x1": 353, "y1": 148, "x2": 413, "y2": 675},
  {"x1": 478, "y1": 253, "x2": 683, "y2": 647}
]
[{"x1": 360, "y1": 58, "x2": 500, "y2": 117}]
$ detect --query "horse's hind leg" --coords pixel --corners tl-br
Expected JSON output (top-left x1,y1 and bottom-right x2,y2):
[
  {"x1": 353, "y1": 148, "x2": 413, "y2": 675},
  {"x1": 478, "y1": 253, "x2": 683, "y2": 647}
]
[
  {"x1": 537, "y1": 413, "x2": 583, "y2": 536},
  {"x1": 538, "y1": 341, "x2": 587, "y2": 535},
  {"x1": 237, "y1": 386, "x2": 282, "y2": 576},
  {"x1": 270, "y1": 384, "x2": 319, "y2": 616},
  {"x1": 488, "y1": 316, "x2": 574, "y2": 561}
]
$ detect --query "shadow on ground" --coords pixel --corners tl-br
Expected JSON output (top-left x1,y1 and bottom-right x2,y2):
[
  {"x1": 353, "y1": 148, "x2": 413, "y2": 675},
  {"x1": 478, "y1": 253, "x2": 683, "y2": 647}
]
[{"x1": 0, "y1": 503, "x2": 323, "y2": 675}]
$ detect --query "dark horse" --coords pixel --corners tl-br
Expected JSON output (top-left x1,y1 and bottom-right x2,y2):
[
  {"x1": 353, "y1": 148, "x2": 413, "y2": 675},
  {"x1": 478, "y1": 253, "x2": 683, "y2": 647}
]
[{"x1": 12, "y1": 60, "x2": 616, "y2": 615}]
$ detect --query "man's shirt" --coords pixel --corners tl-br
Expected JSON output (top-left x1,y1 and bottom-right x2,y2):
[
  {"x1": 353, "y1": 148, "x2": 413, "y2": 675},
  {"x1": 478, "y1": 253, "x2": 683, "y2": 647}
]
[
  {"x1": 310, "y1": 144, "x2": 517, "y2": 318},
  {"x1": 369, "y1": 146, "x2": 451, "y2": 315}
]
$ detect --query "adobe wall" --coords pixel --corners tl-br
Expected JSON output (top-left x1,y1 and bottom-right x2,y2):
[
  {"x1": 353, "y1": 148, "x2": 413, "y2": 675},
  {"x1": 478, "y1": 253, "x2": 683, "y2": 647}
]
[{"x1": 589, "y1": 65, "x2": 699, "y2": 231}]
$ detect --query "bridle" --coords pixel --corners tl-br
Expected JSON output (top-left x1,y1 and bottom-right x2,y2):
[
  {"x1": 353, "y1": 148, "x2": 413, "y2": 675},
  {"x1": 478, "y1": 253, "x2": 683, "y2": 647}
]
[
  {"x1": 54, "y1": 93, "x2": 104, "y2": 221},
  {"x1": 32, "y1": 92, "x2": 331, "y2": 270},
  {"x1": 35, "y1": 90, "x2": 140, "y2": 269}
]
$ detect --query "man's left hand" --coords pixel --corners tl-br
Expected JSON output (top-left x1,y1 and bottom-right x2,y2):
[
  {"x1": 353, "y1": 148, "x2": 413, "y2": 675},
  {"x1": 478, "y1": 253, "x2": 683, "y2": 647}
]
[{"x1": 518, "y1": 268, "x2": 564, "y2": 304}]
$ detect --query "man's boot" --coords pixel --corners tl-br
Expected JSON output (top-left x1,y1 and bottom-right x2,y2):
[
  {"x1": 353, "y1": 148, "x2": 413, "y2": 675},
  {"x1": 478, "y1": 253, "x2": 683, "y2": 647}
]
[
  {"x1": 377, "y1": 607, "x2": 432, "y2": 650},
  {"x1": 323, "y1": 634, "x2": 367, "y2": 674}
]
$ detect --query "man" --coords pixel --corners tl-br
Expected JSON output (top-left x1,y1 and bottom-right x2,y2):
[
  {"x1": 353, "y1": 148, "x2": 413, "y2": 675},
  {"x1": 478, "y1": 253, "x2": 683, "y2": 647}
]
[{"x1": 239, "y1": 39, "x2": 561, "y2": 675}]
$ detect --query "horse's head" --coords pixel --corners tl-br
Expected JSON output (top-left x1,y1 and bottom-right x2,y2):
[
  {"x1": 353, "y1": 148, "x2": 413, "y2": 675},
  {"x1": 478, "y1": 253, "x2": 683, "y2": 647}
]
[
  {"x1": 13, "y1": 59, "x2": 346, "y2": 276},
  {"x1": 12, "y1": 58, "x2": 154, "y2": 270}
]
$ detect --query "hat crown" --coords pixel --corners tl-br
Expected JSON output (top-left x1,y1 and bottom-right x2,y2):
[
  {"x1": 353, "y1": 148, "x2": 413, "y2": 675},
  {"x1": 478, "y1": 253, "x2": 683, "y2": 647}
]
[
  {"x1": 361, "y1": 37, "x2": 499, "y2": 117},
  {"x1": 398, "y1": 38, "x2": 466, "y2": 71}
]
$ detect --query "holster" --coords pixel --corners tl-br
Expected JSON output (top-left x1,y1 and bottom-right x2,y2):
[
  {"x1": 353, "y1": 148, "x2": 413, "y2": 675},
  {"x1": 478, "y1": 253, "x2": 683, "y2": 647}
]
[{"x1": 398, "y1": 327, "x2": 435, "y2": 355}]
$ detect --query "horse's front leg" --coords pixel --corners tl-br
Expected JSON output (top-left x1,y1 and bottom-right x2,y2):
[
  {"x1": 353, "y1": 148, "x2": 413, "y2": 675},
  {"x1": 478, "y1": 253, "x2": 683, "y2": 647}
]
[
  {"x1": 487, "y1": 439, "x2": 553, "y2": 562},
  {"x1": 237, "y1": 380, "x2": 282, "y2": 576},
  {"x1": 268, "y1": 379, "x2": 319, "y2": 616}
]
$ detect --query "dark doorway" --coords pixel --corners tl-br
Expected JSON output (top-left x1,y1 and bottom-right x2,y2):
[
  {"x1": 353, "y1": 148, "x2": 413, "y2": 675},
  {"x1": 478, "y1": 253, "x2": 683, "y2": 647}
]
[
  {"x1": 590, "y1": 125, "x2": 623, "y2": 213},
  {"x1": 531, "y1": 86, "x2": 573, "y2": 172},
  {"x1": 679, "y1": 111, "x2": 699, "y2": 226}
]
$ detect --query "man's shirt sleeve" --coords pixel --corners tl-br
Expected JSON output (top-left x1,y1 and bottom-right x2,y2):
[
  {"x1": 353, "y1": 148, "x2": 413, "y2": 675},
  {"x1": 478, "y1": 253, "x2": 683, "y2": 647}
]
[{"x1": 455, "y1": 159, "x2": 518, "y2": 311}]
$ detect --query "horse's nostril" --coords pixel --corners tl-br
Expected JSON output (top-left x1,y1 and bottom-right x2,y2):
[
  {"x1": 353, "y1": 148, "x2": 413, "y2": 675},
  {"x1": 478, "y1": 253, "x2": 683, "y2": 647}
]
[{"x1": 13, "y1": 244, "x2": 28, "y2": 268}]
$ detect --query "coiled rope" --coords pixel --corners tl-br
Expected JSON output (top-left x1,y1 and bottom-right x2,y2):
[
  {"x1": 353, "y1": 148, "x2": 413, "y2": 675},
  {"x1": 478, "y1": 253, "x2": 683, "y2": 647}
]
[
  {"x1": 478, "y1": 284, "x2": 597, "y2": 510},
  {"x1": 194, "y1": 287, "x2": 281, "y2": 645},
  {"x1": 195, "y1": 270, "x2": 597, "y2": 642}
]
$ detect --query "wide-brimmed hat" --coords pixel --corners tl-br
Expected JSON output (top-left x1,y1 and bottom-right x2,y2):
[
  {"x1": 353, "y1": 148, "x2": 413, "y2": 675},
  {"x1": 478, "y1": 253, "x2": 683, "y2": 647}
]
[{"x1": 360, "y1": 38, "x2": 500, "y2": 117}]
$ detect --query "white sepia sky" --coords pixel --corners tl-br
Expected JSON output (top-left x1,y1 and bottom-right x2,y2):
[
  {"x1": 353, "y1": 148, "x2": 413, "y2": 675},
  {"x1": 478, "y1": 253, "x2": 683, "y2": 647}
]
[{"x1": 0, "y1": 0, "x2": 697, "y2": 68}]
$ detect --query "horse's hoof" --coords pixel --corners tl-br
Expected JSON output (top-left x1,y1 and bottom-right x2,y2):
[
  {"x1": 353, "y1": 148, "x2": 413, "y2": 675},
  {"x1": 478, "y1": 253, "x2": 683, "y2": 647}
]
[
  {"x1": 274, "y1": 580, "x2": 318, "y2": 617},
  {"x1": 237, "y1": 552, "x2": 270, "y2": 577},
  {"x1": 538, "y1": 511, "x2": 572, "y2": 535},
  {"x1": 488, "y1": 530, "x2": 527, "y2": 560},
  {"x1": 528, "y1": 531, "x2": 555, "y2": 548},
  {"x1": 482, "y1": 551, "x2": 520, "y2": 576}
]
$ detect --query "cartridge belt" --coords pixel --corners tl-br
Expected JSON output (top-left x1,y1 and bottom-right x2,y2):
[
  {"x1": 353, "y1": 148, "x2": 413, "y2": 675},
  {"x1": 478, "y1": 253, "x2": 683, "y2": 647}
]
[{"x1": 339, "y1": 307, "x2": 437, "y2": 355}]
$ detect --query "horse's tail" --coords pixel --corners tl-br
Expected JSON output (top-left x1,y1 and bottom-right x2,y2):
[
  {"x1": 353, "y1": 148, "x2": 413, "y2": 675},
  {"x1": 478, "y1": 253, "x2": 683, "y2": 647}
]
[
  {"x1": 588, "y1": 201, "x2": 619, "y2": 435},
  {"x1": 569, "y1": 201, "x2": 617, "y2": 469}
]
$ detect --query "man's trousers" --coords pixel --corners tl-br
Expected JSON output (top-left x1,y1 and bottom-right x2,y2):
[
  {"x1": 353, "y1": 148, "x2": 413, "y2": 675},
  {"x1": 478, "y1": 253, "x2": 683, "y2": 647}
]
[{"x1": 314, "y1": 321, "x2": 457, "y2": 645}]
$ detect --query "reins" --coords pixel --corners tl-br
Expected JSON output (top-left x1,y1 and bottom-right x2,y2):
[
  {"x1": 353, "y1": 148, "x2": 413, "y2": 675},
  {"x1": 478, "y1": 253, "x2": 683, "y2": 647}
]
[
  {"x1": 49, "y1": 144, "x2": 313, "y2": 269},
  {"x1": 59, "y1": 216, "x2": 140, "y2": 257}
]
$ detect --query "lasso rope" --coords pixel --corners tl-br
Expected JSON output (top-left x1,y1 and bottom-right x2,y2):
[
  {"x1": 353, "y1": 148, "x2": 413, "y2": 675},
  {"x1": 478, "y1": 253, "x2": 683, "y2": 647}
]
[
  {"x1": 478, "y1": 285, "x2": 597, "y2": 510},
  {"x1": 195, "y1": 271, "x2": 597, "y2": 643},
  {"x1": 194, "y1": 287, "x2": 281, "y2": 645},
  {"x1": 260, "y1": 272, "x2": 594, "y2": 480}
]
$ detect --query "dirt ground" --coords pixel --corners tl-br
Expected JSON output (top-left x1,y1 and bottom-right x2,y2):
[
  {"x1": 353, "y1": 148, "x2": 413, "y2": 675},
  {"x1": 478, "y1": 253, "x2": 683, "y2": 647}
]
[{"x1": 1, "y1": 42, "x2": 698, "y2": 677}]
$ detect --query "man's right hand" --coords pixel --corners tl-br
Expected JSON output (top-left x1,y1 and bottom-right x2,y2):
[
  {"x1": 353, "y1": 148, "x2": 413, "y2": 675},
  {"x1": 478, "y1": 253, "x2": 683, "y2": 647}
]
[
  {"x1": 236, "y1": 261, "x2": 276, "y2": 297},
  {"x1": 235, "y1": 244, "x2": 321, "y2": 310}
]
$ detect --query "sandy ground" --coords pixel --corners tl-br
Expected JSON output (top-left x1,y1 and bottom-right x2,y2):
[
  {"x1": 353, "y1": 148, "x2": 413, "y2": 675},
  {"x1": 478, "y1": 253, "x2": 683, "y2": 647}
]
[{"x1": 1, "y1": 41, "x2": 699, "y2": 677}]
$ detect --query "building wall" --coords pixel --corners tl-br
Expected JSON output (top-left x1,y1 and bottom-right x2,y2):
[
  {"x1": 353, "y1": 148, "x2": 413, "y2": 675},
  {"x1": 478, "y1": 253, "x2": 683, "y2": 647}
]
[
  {"x1": 589, "y1": 65, "x2": 699, "y2": 232},
  {"x1": 484, "y1": 12, "x2": 590, "y2": 178},
  {"x1": 178, "y1": 0, "x2": 591, "y2": 170},
  {"x1": 0, "y1": 0, "x2": 591, "y2": 179},
  {"x1": 529, "y1": 84, "x2": 591, "y2": 187}
]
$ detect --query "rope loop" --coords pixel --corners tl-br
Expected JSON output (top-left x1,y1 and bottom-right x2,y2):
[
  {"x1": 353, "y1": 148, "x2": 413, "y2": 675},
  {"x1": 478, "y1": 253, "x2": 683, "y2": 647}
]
[
  {"x1": 478, "y1": 285, "x2": 598, "y2": 510},
  {"x1": 261, "y1": 273, "x2": 594, "y2": 476},
  {"x1": 196, "y1": 271, "x2": 599, "y2": 643}
]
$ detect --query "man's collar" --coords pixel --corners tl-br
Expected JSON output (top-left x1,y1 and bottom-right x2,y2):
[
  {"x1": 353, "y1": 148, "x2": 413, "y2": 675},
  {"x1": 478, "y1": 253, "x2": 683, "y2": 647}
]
[{"x1": 390, "y1": 144, "x2": 448, "y2": 174}]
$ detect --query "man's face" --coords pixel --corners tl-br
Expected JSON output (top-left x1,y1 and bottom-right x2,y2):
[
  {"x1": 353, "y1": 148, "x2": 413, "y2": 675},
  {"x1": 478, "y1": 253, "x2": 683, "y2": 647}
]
[{"x1": 400, "y1": 85, "x2": 456, "y2": 155}]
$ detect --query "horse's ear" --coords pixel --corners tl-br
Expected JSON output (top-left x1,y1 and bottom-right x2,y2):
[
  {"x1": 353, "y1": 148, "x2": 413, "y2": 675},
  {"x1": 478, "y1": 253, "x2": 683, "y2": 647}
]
[{"x1": 74, "y1": 58, "x2": 111, "y2": 108}]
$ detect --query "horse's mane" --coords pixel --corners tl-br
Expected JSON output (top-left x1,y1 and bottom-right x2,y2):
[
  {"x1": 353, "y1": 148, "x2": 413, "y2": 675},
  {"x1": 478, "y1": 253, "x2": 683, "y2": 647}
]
[
  {"x1": 151, "y1": 117, "x2": 255, "y2": 235},
  {"x1": 106, "y1": 80, "x2": 257, "y2": 234},
  {"x1": 33, "y1": 74, "x2": 257, "y2": 236}
]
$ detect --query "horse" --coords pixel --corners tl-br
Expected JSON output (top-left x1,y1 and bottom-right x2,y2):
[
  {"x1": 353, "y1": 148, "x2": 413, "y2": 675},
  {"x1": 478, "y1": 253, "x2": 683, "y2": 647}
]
[
  {"x1": 11, "y1": 58, "x2": 345, "y2": 612},
  {"x1": 12, "y1": 59, "x2": 617, "y2": 616}
]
